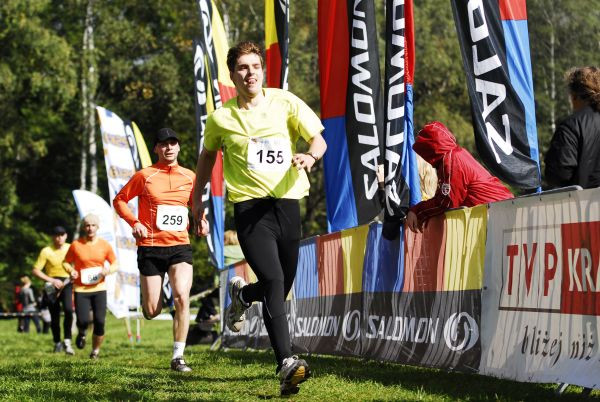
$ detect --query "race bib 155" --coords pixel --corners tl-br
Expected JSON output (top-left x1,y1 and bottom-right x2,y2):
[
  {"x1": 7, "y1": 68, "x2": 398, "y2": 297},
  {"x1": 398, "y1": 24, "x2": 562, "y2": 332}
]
[{"x1": 247, "y1": 137, "x2": 292, "y2": 171}]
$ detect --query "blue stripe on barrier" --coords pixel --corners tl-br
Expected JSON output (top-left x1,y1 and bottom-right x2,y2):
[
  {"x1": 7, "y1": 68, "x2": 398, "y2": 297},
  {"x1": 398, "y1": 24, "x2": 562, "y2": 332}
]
[
  {"x1": 362, "y1": 223, "x2": 405, "y2": 292},
  {"x1": 294, "y1": 237, "x2": 318, "y2": 299}
]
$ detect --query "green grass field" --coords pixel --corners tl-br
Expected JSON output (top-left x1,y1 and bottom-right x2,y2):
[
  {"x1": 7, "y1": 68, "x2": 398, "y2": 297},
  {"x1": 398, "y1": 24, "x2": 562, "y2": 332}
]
[{"x1": 0, "y1": 315, "x2": 595, "y2": 401}]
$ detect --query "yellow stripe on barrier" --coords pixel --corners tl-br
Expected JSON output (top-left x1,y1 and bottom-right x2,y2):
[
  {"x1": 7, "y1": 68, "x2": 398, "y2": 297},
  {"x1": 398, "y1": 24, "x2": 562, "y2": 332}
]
[
  {"x1": 443, "y1": 204, "x2": 487, "y2": 291},
  {"x1": 341, "y1": 225, "x2": 369, "y2": 293}
]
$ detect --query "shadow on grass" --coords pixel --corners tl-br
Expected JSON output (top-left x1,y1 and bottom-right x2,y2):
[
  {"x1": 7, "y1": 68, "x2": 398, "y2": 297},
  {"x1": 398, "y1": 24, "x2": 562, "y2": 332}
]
[{"x1": 207, "y1": 348, "x2": 598, "y2": 401}]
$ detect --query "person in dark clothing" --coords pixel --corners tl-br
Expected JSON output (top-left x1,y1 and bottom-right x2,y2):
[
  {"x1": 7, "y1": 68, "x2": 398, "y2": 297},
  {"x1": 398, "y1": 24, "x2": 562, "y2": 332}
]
[
  {"x1": 19, "y1": 276, "x2": 41, "y2": 333},
  {"x1": 545, "y1": 66, "x2": 600, "y2": 189},
  {"x1": 407, "y1": 121, "x2": 513, "y2": 233}
]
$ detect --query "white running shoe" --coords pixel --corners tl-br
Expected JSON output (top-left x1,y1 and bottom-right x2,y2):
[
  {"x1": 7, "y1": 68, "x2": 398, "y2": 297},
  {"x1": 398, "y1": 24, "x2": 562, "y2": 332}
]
[
  {"x1": 225, "y1": 276, "x2": 249, "y2": 332},
  {"x1": 279, "y1": 355, "x2": 311, "y2": 395},
  {"x1": 64, "y1": 340, "x2": 75, "y2": 356}
]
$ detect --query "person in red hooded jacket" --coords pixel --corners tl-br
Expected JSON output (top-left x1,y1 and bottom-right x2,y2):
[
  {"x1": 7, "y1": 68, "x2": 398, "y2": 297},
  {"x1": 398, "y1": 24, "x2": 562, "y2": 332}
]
[{"x1": 406, "y1": 121, "x2": 513, "y2": 233}]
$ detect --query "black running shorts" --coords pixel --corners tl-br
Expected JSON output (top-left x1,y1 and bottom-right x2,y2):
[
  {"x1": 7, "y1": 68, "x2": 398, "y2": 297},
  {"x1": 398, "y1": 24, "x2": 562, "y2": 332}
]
[{"x1": 137, "y1": 245, "x2": 193, "y2": 276}]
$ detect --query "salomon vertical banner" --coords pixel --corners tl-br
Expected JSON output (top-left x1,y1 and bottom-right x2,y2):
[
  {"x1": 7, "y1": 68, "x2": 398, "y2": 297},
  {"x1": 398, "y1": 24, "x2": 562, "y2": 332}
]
[
  {"x1": 197, "y1": 0, "x2": 236, "y2": 269},
  {"x1": 318, "y1": 0, "x2": 383, "y2": 232},
  {"x1": 382, "y1": 0, "x2": 419, "y2": 239},
  {"x1": 451, "y1": 0, "x2": 541, "y2": 189},
  {"x1": 346, "y1": 0, "x2": 384, "y2": 228},
  {"x1": 193, "y1": 38, "x2": 209, "y2": 155},
  {"x1": 265, "y1": 0, "x2": 289, "y2": 90}
]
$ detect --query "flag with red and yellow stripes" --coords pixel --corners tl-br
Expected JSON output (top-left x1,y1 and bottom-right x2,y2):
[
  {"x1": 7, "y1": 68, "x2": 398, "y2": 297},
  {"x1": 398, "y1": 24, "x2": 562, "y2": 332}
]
[
  {"x1": 195, "y1": 0, "x2": 236, "y2": 269},
  {"x1": 265, "y1": 0, "x2": 289, "y2": 89}
]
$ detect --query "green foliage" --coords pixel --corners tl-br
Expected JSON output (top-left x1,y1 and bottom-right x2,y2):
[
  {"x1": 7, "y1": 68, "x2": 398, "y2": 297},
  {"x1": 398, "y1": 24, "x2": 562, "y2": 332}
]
[
  {"x1": 0, "y1": 0, "x2": 77, "y2": 232},
  {"x1": 0, "y1": 316, "x2": 596, "y2": 400},
  {"x1": 528, "y1": 0, "x2": 600, "y2": 164}
]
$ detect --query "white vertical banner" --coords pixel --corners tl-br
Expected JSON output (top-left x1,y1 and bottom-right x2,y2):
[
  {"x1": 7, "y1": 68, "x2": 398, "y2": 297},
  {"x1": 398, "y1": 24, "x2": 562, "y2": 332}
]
[
  {"x1": 481, "y1": 188, "x2": 600, "y2": 389},
  {"x1": 96, "y1": 106, "x2": 141, "y2": 315},
  {"x1": 73, "y1": 190, "x2": 134, "y2": 317}
]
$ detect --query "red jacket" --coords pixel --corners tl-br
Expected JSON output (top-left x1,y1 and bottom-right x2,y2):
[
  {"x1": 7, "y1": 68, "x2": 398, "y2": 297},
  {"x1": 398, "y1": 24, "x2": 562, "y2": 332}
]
[{"x1": 410, "y1": 121, "x2": 513, "y2": 222}]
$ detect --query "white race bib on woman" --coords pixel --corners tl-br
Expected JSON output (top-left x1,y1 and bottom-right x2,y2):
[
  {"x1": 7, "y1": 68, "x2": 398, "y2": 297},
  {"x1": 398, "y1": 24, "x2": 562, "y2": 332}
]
[{"x1": 81, "y1": 267, "x2": 103, "y2": 285}]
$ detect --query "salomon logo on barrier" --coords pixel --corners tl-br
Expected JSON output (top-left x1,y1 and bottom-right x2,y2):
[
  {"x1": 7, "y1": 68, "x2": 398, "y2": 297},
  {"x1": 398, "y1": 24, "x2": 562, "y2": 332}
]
[{"x1": 443, "y1": 312, "x2": 479, "y2": 351}]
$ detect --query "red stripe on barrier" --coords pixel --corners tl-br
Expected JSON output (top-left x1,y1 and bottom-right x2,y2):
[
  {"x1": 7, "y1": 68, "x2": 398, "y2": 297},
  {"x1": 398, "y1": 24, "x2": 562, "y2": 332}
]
[
  {"x1": 403, "y1": 215, "x2": 446, "y2": 292},
  {"x1": 317, "y1": 232, "x2": 344, "y2": 296}
]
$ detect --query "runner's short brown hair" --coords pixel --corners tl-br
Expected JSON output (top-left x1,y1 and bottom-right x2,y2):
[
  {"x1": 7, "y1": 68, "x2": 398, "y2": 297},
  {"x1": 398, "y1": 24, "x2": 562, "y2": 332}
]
[{"x1": 227, "y1": 41, "x2": 264, "y2": 73}]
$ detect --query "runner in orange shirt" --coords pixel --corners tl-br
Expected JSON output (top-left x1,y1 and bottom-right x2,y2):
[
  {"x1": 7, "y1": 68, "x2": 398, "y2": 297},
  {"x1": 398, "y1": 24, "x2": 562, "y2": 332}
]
[
  {"x1": 114, "y1": 128, "x2": 204, "y2": 372},
  {"x1": 63, "y1": 214, "x2": 117, "y2": 359}
]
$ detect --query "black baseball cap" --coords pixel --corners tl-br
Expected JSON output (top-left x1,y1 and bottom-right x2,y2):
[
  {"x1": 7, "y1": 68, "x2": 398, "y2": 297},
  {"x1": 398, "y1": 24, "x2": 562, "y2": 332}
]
[
  {"x1": 52, "y1": 226, "x2": 66, "y2": 235},
  {"x1": 155, "y1": 128, "x2": 180, "y2": 145}
]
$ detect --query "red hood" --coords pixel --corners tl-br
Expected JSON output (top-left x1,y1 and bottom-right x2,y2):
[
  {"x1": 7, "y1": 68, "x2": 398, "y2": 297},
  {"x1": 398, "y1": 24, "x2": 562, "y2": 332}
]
[{"x1": 413, "y1": 121, "x2": 458, "y2": 166}]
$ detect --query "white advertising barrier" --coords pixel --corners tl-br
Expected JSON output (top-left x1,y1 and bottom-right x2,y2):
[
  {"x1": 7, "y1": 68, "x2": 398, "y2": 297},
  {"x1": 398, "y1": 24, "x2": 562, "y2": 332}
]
[
  {"x1": 481, "y1": 188, "x2": 600, "y2": 389},
  {"x1": 73, "y1": 190, "x2": 131, "y2": 318},
  {"x1": 96, "y1": 106, "x2": 140, "y2": 315}
]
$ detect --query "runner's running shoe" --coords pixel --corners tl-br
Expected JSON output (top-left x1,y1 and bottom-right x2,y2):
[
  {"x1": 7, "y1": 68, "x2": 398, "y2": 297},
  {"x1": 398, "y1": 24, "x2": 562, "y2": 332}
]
[
  {"x1": 225, "y1": 276, "x2": 249, "y2": 332},
  {"x1": 90, "y1": 350, "x2": 99, "y2": 360},
  {"x1": 279, "y1": 355, "x2": 311, "y2": 395},
  {"x1": 170, "y1": 357, "x2": 192, "y2": 372},
  {"x1": 76, "y1": 333, "x2": 86, "y2": 349},
  {"x1": 64, "y1": 341, "x2": 75, "y2": 356},
  {"x1": 53, "y1": 342, "x2": 63, "y2": 353}
]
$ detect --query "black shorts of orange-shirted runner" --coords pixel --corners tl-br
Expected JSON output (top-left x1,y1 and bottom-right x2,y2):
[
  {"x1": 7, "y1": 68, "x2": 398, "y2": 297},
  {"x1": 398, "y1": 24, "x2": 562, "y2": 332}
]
[{"x1": 137, "y1": 245, "x2": 193, "y2": 276}]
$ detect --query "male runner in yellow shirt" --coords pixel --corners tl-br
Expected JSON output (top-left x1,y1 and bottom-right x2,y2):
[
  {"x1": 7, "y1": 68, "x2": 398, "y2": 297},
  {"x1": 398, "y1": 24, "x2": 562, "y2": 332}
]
[
  {"x1": 32, "y1": 225, "x2": 74, "y2": 355},
  {"x1": 193, "y1": 41, "x2": 327, "y2": 395}
]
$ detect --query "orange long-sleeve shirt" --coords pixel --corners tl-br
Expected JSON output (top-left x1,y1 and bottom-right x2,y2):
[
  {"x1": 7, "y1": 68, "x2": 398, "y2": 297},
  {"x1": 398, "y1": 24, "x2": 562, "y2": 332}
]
[{"x1": 113, "y1": 161, "x2": 195, "y2": 247}]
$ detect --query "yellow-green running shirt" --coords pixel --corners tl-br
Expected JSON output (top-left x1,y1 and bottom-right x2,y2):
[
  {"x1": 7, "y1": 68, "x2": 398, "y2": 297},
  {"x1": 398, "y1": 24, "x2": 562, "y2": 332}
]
[
  {"x1": 33, "y1": 243, "x2": 70, "y2": 278},
  {"x1": 204, "y1": 88, "x2": 324, "y2": 203}
]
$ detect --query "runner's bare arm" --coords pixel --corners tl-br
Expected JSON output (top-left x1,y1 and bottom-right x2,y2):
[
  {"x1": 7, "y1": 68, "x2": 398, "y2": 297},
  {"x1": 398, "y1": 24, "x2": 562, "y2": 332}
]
[
  {"x1": 63, "y1": 262, "x2": 79, "y2": 279},
  {"x1": 193, "y1": 147, "x2": 217, "y2": 236},
  {"x1": 103, "y1": 260, "x2": 118, "y2": 277},
  {"x1": 32, "y1": 267, "x2": 63, "y2": 289},
  {"x1": 292, "y1": 132, "x2": 327, "y2": 172}
]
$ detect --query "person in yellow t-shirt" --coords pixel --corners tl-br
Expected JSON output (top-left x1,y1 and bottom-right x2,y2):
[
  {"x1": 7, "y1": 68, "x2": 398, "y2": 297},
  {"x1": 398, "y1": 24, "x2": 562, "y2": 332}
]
[
  {"x1": 192, "y1": 41, "x2": 327, "y2": 396},
  {"x1": 32, "y1": 225, "x2": 74, "y2": 354},
  {"x1": 63, "y1": 214, "x2": 117, "y2": 359}
]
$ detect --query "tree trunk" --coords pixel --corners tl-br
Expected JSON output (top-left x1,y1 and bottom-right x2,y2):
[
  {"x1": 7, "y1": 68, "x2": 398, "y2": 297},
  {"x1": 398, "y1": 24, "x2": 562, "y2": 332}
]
[{"x1": 84, "y1": 0, "x2": 98, "y2": 193}]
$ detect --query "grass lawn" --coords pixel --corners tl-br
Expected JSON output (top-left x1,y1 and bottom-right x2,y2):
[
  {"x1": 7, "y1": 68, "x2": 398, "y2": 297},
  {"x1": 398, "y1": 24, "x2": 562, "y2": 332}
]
[{"x1": 0, "y1": 315, "x2": 595, "y2": 401}]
